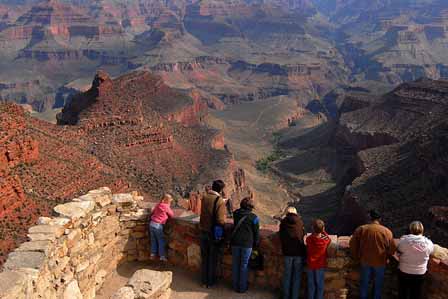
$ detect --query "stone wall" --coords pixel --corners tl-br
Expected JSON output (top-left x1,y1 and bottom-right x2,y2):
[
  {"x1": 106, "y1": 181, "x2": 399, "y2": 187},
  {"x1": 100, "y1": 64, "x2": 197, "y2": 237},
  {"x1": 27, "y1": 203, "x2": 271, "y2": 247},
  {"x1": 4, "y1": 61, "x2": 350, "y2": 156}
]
[
  {"x1": 165, "y1": 210, "x2": 448, "y2": 299},
  {"x1": 0, "y1": 188, "x2": 156, "y2": 299},
  {"x1": 1, "y1": 188, "x2": 447, "y2": 299}
]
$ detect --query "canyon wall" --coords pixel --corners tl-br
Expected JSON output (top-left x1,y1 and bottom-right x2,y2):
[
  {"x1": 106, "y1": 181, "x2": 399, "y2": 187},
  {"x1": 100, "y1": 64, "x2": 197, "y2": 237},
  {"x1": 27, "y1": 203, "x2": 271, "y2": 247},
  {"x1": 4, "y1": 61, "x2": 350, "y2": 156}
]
[{"x1": 1, "y1": 188, "x2": 447, "y2": 299}]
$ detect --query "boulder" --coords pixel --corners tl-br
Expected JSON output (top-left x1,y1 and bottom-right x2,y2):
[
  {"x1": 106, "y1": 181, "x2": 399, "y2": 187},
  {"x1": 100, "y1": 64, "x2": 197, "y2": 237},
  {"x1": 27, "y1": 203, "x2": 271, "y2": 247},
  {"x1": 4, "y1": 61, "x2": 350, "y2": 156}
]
[
  {"x1": 111, "y1": 286, "x2": 135, "y2": 299},
  {"x1": 0, "y1": 271, "x2": 28, "y2": 299},
  {"x1": 54, "y1": 201, "x2": 95, "y2": 220},
  {"x1": 15, "y1": 241, "x2": 53, "y2": 256},
  {"x1": 28, "y1": 225, "x2": 64, "y2": 237},
  {"x1": 112, "y1": 269, "x2": 172, "y2": 299},
  {"x1": 77, "y1": 187, "x2": 112, "y2": 207},
  {"x1": 3, "y1": 251, "x2": 45, "y2": 270},
  {"x1": 63, "y1": 280, "x2": 83, "y2": 299},
  {"x1": 112, "y1": 194, "x2": 135, "y2": 206},
  {"x1": 433, "y1": 244, "x2": 448, "y2": 260}
]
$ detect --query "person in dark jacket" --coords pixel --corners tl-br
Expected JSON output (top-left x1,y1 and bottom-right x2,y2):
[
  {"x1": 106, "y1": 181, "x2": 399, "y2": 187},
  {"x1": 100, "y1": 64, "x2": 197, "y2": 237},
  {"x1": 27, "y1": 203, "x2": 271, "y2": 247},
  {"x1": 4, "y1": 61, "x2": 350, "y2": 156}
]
[
  {"x1": 231, "y1": 197, "x2": 260, "y2": 293},
  {"x1": 280, "y1": 207, "x2": 306, "y2": 299}
]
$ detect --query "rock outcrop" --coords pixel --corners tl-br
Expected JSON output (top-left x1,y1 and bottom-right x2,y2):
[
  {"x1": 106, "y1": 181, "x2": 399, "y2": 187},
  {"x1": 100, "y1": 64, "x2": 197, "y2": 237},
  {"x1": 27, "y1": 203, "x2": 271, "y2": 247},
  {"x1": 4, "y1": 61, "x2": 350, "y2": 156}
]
[
  {"x1": 0, "y1": 70, "x2": 232, "y2": 265},
  {"x1": 112, "y1": 270, "x2": 172, "y2": 299},
  {"x1": 332, "y1": 78, "x2": 448, "y2": 245}
]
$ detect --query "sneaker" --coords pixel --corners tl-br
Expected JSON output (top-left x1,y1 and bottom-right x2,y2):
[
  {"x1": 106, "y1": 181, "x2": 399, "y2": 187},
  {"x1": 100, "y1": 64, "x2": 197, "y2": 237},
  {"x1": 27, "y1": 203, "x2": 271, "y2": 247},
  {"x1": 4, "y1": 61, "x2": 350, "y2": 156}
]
[{"x1": 160, "y1": 256, "x2": 168, "y2": 262}]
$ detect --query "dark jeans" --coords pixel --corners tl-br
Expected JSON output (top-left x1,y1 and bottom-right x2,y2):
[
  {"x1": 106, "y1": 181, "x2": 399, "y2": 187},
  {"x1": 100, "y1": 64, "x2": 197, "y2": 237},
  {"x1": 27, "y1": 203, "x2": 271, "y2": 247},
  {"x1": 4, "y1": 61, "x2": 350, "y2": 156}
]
[
  {"x1": 232, "y1": 246, "x2": 252, "y2": 293},
  {"x1": 307, "y1": 268, "x2": 325, "y2": 299},
  {"x1": 398, "y1": 271, "x2": 425, "y2": 299},
  {"x1": 200, "y1": 231, "x2": 220, "y2": 287},
  {"x1": 360, "y1": 265, "x2": 385, "y2": 299},
  {"x1": 282, "y1": 256, "x2": 304, "y2": 299}
]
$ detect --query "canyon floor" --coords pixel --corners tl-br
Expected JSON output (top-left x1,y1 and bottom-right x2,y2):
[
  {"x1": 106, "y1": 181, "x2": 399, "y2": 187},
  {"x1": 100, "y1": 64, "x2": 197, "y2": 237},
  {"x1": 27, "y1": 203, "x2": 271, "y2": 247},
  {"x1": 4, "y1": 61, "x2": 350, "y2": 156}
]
[
  {"x1": 208, "y1": 96, "x2": 332, "y2": 224},
  {"x1": 208, "y1": 96, "x2": 296, "y2": 222}
]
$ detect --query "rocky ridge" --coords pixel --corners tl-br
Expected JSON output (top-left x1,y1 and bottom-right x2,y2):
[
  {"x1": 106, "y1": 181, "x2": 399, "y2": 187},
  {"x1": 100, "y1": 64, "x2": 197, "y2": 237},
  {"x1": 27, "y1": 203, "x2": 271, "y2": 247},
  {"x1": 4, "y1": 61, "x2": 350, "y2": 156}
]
[
  {"x1": 332, "y1": 78, "x2": 448, "y2": 244},
  {"x1": 0, "y1": 70, "x2": 236, "y2": 265},
  {"x1": 0, "y1": 0, "x2": 349, "y2": 112}
]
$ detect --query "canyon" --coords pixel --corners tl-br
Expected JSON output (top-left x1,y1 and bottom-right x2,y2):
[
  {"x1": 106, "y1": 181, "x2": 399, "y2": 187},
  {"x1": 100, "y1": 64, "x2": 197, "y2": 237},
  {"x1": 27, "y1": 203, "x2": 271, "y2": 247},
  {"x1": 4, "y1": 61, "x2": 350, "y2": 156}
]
[
  {"x1": 0, "y1": 70, "x2": 245, "y2": 264},
  {"x1": 1, "y1": 0, "x2": 448, "y2": 113},
  {"x1": 0, "y1": 0, "x2": 447, "y2": 290},
  {"x1": 269, "y1": 78, "x2": 448, "y2": 246}
]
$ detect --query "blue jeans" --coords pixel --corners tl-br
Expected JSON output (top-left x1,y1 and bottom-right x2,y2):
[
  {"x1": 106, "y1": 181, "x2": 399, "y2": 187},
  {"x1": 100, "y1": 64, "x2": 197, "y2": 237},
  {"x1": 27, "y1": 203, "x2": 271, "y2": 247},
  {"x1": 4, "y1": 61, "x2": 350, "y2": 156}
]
[
  {"x1": 360, "y1": 265, "x2": 385, "y2": 299},
  {"x1": 307, "y1": 268, "x2": 325, "y2": 299},
  {"x1": 150, "y1": 222, "x2": 166, "y2": 258},
  {"x1": 232, "y1": 246, "x2": 252, "y2": 292},
  {"x1": 283, "y1": 256, "x2": 305, "y2": 299}
]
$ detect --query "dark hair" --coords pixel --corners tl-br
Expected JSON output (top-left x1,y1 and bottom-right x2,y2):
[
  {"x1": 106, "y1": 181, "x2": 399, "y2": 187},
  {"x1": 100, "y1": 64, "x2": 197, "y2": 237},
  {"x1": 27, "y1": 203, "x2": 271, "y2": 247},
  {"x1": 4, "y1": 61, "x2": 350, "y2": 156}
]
[
  {"x1": 312, "y1": 219, "x2": 325, "y2": 233},
  {"x1": 369, "y1": 209, "x2": 381, "y2": 221},
  {"x1": 240, "y1": 197, "x2": 255, "y2": 210},
  {"x1": 212, "y1": 180, "x2": 225, "y2": 193}
]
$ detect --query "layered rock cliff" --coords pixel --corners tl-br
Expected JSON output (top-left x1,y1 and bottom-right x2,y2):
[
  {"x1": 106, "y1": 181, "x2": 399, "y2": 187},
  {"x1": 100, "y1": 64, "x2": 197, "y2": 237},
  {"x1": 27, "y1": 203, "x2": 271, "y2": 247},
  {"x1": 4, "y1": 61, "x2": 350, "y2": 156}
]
[
  {"x1": 332, "y1": 79, "x2": 448, "y2": 245},
  {"x1": 0, "y1": 70, "x2": 233, "y2": 265}
]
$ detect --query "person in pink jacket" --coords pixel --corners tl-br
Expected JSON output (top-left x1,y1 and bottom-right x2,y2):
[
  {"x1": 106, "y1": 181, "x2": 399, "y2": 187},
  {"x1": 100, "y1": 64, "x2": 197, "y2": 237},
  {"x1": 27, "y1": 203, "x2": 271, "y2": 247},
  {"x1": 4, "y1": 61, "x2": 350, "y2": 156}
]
[{"x1": 150, "y1": 194, "x2": 174, "y2": 261}]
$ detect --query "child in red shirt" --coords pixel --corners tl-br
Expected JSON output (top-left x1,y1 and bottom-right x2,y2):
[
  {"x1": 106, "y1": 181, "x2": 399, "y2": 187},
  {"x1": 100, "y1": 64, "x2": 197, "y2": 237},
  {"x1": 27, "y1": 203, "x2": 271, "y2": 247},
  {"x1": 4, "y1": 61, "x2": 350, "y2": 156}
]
[
  {"x1": 306, "y1": 219, "x2": 331, "y2": 299},
  {"x1": 150, "y1": 194, "x2": 174, "y2": 261}
]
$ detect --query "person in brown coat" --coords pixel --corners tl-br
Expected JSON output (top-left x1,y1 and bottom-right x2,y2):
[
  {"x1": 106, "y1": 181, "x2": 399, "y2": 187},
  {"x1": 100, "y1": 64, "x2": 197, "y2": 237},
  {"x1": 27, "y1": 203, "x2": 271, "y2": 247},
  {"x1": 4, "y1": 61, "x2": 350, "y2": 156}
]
[
  {"x1": 279, "y1": 207, "x2": 306, "y2": 299},
  {"x1": 199, "y1": 180, "x2": 227, "y2": 288},
  {"x1": 350, "y1": 210, "x2": 397, "y2": 299}
]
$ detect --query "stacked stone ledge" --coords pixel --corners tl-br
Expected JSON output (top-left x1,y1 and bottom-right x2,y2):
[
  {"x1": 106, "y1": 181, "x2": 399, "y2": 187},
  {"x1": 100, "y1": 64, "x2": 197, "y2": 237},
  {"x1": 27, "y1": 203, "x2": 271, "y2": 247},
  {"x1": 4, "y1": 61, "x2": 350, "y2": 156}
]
[
  {"x1": 0, "y1": 187, "x2": 169, "y2": 299},
  {"x1": 1, "y1": 187, "x2": 447, "y2": 299}
]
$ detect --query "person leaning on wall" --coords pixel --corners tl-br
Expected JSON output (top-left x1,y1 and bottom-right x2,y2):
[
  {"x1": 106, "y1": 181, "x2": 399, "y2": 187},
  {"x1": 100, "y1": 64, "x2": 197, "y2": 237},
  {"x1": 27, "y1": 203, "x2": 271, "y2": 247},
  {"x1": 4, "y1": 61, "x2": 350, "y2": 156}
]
[
  {"x1": 230, "y1": 197, "x2": 260, "y2": 294},
  {"x1": 279, "y1": 206, "x2": 306, "y2": 299},
  {"x1": 397, "y1": 221, "x2": 434, "y2": 299},
  {"x1": 349, "y1": 210, "x2": 397, "y2": 299},
  {"x1": 199, "y1": 180, "x2": 227, "y2": 288},
  {"x1": 149, "y1": 194, "x2": 174, "y2": 262}
]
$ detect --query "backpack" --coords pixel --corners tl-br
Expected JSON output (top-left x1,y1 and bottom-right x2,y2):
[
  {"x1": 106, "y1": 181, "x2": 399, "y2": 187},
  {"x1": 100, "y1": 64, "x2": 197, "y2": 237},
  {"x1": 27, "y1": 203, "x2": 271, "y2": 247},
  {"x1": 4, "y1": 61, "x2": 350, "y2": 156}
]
[{"x1": 212, "y1": 196, "x2": 224, "y2": 242}]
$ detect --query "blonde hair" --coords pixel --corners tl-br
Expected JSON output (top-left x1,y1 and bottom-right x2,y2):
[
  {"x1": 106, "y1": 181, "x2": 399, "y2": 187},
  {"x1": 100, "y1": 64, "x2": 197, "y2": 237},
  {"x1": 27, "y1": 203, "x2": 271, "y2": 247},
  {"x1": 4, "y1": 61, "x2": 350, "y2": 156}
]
[
  {"x1": 162, "y1": 194, "x2": 173, "y2": 203},
  {"x1": 409, "y1": 221, "x2": 424, "y2": 235},
  {"x1": 286, "y1": 207, "x2": 297, "y2": 215},
  {"x1": 313, "y1": 219, "x2": 325, "y2": 233}
]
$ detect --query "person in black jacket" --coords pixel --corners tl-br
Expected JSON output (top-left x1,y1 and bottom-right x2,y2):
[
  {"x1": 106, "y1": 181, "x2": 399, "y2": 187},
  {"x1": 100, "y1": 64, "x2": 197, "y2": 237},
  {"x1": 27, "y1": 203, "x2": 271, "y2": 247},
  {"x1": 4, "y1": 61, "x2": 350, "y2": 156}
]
[
  {"x1": 280, "y1": 207, "x2": 306, "y2": 299},
  {"x1": 231, "y1": 197, "x2": 260, "y2": 293}
]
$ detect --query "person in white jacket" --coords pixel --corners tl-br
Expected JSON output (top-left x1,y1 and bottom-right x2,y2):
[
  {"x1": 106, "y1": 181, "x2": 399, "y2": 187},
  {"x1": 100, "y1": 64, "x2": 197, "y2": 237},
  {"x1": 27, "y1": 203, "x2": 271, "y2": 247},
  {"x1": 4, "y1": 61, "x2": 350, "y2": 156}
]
[{"x1": 397, "y1": 221, "x2": 434, "y2": 299}]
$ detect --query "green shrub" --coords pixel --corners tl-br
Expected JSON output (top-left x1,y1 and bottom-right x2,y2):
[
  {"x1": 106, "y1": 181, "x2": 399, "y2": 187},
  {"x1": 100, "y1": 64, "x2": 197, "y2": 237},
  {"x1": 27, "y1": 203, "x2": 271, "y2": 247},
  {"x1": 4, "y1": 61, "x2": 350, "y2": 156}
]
[{"x1": 256, "y1": 150, "x2": 283, "y2": 173}]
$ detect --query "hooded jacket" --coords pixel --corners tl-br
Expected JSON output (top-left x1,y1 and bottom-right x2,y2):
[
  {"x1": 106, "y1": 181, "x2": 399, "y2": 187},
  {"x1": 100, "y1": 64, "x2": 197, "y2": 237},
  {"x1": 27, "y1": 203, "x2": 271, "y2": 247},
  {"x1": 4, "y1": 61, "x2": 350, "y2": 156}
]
[
  {"x1": 151, "y1": 202, "x2": 174, "y2": 224},
  {"x1": 398, "y1": 234, "x2": 434, "y2": 275},
  {"x1": 306, "y1": 232, "x2": 331, "y2": 269},
  {"x1": 279, "y1": 213, "x2": 306, "y2": 257}
]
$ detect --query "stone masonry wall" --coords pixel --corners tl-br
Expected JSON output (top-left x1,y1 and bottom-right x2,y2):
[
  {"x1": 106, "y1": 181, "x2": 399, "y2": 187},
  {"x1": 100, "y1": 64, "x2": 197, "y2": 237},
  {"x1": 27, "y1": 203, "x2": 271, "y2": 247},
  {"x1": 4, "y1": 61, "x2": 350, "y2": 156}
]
[
  {"x1": 164, "y1": 211, "x2": 448, "y2": 299},
  {"x1": 0, "y1": 188, "x2": 157, "y2": 299},
  {"x1": 0, "y1": 188, "x2": 447, "y2": 299}
]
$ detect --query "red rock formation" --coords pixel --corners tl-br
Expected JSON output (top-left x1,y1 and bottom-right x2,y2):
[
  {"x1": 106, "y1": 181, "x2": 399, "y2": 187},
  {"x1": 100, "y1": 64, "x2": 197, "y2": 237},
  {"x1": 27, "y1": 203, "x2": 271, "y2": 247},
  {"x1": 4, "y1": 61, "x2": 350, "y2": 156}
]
[
  {"x1": 0, "y1": 70, "x2": 233, "y2": 264},
  {"x1": 210, "y1": 132, "x2": 225, "y2": 150}
]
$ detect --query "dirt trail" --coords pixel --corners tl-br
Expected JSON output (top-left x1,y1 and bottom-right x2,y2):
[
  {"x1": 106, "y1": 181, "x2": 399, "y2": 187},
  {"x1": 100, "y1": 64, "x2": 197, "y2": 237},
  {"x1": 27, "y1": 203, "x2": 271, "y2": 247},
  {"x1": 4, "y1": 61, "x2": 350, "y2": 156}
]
[{"x1": 208, "y1": 97, "x2": 298, "y2": 221}]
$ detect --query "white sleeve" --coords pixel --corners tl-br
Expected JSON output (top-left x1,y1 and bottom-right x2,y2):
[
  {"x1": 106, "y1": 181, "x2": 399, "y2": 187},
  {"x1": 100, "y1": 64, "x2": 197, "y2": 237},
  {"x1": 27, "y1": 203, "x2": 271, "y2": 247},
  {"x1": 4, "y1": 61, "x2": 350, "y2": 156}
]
[
  {"x1": 397, "y1": 238, "x2": 405, "y2": 254},
  {"x1": 428, "y1": 240, "x2": 435, "y2": 255}
]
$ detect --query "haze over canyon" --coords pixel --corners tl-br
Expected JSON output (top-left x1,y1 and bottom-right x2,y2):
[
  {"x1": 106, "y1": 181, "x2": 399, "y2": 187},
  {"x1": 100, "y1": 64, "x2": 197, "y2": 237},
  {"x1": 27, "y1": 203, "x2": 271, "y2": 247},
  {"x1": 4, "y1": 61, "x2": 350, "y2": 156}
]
[{"x1": 0, "y1": 0, "x2": 448, "y2": 263}]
